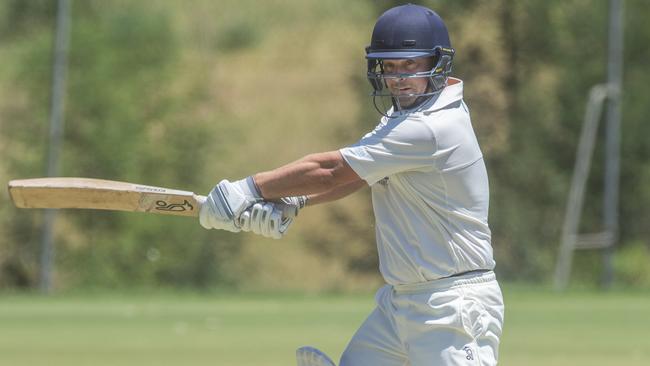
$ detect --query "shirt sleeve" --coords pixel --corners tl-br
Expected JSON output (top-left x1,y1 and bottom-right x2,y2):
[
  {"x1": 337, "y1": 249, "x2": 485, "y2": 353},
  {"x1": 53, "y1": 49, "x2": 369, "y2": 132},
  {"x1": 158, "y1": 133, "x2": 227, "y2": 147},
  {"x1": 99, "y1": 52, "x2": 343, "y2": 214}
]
[{"x1": 340, "y1": 116, "x2": 436, "y2": 185}]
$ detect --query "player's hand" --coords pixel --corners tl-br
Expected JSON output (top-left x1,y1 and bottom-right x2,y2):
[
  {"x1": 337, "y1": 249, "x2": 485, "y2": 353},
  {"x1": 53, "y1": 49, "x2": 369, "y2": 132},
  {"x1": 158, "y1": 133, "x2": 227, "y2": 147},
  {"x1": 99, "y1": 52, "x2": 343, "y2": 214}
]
[
  {"x1": 239, "y1": 196, "x2": 307, "y2": 239},
  {"x1": 239, "y1": 202, "x2": 285, "y2": 239},
  {"x1": 199, "y1": 177, "x2": 262, "y2": 232}
]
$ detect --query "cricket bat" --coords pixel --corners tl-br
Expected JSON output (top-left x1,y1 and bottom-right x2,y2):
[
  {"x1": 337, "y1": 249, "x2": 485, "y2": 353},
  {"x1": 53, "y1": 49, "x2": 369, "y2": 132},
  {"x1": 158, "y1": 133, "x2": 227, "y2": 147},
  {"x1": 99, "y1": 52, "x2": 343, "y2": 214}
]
[{"x1": 7, "y1": 177, "x2": 205, "y2": 217}]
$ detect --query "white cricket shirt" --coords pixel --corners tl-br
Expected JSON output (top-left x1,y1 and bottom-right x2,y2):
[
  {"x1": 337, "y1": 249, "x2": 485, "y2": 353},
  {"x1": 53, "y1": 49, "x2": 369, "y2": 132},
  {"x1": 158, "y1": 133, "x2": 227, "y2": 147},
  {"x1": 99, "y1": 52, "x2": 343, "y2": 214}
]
[{"x1": 340, "y1": 78, "x2": 495, "y2": 285}]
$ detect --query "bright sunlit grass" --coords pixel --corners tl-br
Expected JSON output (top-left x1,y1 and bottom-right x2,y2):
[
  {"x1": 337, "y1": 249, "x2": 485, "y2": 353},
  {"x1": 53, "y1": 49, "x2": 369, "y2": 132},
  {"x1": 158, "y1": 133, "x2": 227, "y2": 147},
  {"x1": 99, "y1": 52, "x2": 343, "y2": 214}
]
[{"x1": 0, "y1": 287, "x2": 648, "y2": 366}]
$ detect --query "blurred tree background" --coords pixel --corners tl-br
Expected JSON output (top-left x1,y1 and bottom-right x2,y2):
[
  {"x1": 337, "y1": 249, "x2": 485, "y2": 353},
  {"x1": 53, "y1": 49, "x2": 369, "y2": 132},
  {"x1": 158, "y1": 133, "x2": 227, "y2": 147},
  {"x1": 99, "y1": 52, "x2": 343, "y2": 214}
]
[{"x1": 0, "y1": 0, "x2": 648, "y2": 292}]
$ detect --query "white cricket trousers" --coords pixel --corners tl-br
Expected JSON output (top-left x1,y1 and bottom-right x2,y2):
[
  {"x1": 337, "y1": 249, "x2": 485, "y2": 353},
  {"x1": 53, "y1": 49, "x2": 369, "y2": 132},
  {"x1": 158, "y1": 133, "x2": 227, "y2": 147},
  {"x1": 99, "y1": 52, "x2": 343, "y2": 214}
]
[{"x1": 340, "y1": 271, "x2": 504, "y2": 366}]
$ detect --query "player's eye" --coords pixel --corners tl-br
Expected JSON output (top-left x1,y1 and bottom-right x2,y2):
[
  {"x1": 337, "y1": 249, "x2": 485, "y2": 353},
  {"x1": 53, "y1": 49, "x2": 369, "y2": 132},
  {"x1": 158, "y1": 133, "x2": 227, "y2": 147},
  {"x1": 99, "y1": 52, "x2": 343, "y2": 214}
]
[{"x1": 405, "y1": 60, "x2": 417, "y2": 70}]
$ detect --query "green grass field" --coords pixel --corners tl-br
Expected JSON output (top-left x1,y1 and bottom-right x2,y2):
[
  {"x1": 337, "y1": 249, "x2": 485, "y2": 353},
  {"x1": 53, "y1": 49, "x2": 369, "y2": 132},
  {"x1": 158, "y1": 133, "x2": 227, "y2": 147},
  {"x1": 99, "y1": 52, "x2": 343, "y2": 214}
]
[{"x1": 1, "y1": 287, "x2": 649, "y2": 366}]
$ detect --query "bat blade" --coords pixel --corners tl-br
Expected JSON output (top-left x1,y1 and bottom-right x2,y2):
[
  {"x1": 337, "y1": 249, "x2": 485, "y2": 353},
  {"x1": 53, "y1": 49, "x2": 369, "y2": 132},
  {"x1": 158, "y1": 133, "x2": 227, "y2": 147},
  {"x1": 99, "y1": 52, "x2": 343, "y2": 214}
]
[{"x1": 8, "y1": 177, "x2": 205, "y2": 217}]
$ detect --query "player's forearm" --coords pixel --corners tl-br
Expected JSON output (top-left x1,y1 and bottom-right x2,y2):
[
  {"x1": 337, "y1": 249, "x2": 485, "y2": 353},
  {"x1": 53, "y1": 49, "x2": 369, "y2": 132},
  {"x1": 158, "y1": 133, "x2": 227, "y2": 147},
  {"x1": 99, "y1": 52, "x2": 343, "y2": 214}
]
[
  {"x1": 306, "y1": 179, "x2": 366, "y2": 206},
  {"x1": 254, "y1": 151, "x2": 361, "y2": 199}
]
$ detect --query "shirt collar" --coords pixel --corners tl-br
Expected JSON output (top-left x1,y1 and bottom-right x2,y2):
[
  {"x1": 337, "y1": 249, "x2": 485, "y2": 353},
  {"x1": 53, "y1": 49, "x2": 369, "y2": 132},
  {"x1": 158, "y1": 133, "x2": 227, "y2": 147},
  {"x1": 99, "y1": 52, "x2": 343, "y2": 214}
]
[{"x1": 426, "y1": 77, "x2": 464, "y2": 112}]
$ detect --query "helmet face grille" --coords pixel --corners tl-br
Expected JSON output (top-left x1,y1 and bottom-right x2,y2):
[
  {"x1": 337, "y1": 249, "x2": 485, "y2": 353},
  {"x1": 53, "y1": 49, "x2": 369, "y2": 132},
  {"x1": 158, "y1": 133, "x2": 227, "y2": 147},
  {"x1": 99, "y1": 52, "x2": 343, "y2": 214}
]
[{"x1": 366, "y1": 47, "x2": 455, "y2": 117}]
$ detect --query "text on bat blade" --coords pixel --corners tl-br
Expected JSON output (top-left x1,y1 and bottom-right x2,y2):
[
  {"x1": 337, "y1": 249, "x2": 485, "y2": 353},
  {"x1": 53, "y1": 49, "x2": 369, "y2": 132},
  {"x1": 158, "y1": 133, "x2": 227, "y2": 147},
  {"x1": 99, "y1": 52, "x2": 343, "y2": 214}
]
[{"x1": 135, "y1": 186, "x2": 167, "y2": 193}]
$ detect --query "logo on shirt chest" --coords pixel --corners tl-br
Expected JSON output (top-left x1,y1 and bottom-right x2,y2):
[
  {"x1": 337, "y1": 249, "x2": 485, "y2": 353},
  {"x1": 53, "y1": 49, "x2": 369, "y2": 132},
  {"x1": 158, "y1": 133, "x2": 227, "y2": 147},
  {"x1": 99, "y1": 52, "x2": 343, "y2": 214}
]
[{"x1": 378, "y1": 177, "x2": 390, "y2": 187}]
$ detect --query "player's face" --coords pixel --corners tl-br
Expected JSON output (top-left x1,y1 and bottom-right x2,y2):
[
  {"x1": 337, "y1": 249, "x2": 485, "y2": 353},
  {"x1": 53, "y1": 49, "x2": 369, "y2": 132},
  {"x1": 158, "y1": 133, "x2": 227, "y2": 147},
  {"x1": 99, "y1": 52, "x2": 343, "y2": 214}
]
[{"x1": 382, "y1": 57, "x2": 433, "y2": 108}]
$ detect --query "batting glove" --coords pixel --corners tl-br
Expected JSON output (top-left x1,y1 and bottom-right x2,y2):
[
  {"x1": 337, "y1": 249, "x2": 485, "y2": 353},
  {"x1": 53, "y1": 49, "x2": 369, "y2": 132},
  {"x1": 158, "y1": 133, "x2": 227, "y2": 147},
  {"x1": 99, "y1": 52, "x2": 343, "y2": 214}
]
[
  {"x1": 239, "y1": 196, "x2": 308, "y2": 239},
  {"x1": 199, "y1": 177, "x2": 262, "y2": 232}
]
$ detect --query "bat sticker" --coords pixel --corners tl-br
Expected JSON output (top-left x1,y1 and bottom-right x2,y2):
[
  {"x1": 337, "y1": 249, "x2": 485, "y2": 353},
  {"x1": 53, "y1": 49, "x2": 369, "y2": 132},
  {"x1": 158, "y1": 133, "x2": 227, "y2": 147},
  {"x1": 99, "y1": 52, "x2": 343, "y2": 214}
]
[{"x1": 155, "y1": 200, "x2": 194, "y2": 212}]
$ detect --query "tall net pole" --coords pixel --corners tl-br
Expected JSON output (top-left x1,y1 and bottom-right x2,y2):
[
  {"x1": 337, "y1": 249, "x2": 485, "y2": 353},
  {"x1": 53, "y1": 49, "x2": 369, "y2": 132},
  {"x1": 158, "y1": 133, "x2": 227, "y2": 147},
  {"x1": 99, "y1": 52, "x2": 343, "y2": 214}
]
[
  {"x1": 602, "y1": 0, "x2": 624, "y2": 288},
  {"x1": 40, "y1": 0, "x2": 71, "y2": 293},
  {"x1": 554, "y1": 0, "x2": 624, "y2": 290}
]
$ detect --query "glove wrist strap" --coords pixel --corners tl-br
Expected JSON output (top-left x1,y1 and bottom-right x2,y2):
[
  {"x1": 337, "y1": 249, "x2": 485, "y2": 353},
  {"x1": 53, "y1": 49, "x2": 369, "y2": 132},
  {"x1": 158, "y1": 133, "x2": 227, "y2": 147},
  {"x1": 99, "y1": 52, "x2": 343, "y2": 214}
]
[{"x1": 297, "y1": 195, "x2": 308, "y2": 209}]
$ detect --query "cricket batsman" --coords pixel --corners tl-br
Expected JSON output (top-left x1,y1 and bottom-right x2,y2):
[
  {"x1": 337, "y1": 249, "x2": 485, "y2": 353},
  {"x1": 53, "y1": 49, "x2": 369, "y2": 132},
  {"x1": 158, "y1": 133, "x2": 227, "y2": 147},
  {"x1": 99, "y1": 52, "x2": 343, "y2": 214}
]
[{"x1": 199, "y1": 4, "x2": 505, "y2": 365}]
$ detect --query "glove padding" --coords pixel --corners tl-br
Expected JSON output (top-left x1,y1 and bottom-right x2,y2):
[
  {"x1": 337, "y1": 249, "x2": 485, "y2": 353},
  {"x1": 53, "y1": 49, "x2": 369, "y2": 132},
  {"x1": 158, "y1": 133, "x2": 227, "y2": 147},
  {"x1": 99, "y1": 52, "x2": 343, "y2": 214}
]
[
  {"x1": 199, "y1": 177, "x2": 261, "y2": 232},
  {"x1": 239, "y1": 196, "x2": 308, "y2": 239}
]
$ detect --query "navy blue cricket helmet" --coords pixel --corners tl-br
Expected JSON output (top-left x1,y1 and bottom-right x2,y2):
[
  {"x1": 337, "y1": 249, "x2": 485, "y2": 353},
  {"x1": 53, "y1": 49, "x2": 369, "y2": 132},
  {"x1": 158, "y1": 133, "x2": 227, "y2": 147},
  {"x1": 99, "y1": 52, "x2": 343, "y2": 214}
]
[{"x1": 366, "y1": 4, "x2": 455, "y2": 113}]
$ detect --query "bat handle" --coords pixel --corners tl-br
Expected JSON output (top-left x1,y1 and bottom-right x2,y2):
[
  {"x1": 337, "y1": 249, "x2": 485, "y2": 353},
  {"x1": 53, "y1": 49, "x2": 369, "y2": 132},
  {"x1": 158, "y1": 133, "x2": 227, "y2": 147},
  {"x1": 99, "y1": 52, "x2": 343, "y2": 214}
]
[{"x1": 194, "y1": 195, "x2": 207, "y2": 208}]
